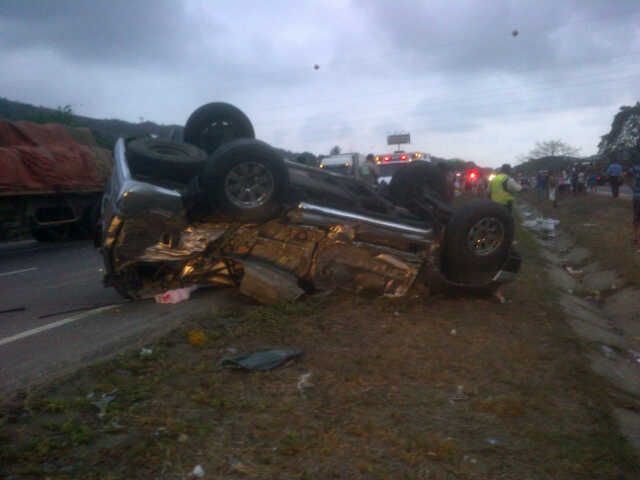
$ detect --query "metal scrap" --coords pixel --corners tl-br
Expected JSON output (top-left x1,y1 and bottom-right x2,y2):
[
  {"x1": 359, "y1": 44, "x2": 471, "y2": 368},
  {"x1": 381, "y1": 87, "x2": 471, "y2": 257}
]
[{"x1": 239, "y1": 261, "x2": 304, "y2": 304}]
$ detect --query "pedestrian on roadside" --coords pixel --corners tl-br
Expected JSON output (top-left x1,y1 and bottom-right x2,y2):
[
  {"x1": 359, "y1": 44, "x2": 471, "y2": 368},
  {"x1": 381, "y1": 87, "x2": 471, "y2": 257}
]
[
  {"x1": 577, "y1": 169, "x2": 586, "y2": 193},
  {"x1": 489, "y1": 164, "x2": 522, "y2": 213},
  {"x1": 570, "y1": 167, "x2": 579, "y2": 195},
  {"x1": 606, "y1": 158, "x2": 623, "y2": 198},
  {"x1": 587, "y1": 172, "x2": 597, "y2": 192},
  {"x1": 548, "y1": 173, "x2": 558, "y2": 208},
  {"x1": 535, "y1": 171, "x2": 546, "y2": 202},
  {"x1": 630, "y1": 158, "x2": 640, "y2": 252},
  {"x1": 359, "y1": 154, "x2": 380, "y2": 186}
]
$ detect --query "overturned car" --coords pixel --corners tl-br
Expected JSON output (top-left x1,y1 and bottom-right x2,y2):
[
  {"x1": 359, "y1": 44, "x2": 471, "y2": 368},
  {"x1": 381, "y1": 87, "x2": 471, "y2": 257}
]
[{"x1": 100, "y1": 103, "x2": 520, "y2": 304}]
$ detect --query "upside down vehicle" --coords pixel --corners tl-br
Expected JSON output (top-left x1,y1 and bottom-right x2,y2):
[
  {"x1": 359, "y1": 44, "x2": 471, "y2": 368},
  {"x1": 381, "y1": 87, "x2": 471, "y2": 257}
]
[{"x1": 100, "y1": 102, "x2": 520, "y2": 304}]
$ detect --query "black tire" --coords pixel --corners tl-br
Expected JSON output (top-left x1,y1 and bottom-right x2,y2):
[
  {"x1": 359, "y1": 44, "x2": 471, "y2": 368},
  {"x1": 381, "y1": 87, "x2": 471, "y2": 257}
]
[
  {"x1": 70, "y1": 198, "x2": 101, "y2": 240},
  {"x1": 199, "y1": 139, "x2": 288, "y2": 221},
  {"x1": 184, "y1": 102, "x2": 255, "y2": 154},
  {"x1": 102, "y1": 248, "x2": 141, "y2": 300},
  {"x1": 110, "y1": 269, "x2": 142, "y2": 300},
  {"x1": 443, "y1": 200, "x2": 514, "y2": 284},
  {"x1": 127, "y1": 138, "x2": 207, "y2": 183},
  {"x1": 388, "y1": 162, "x2": 453, "y2": 206}
]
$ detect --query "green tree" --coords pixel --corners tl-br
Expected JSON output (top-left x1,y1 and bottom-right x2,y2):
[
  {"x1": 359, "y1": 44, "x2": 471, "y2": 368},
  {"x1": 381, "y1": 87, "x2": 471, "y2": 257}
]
[{"x1": 528, "y1": 140, "x2": 580, "y2": 159}]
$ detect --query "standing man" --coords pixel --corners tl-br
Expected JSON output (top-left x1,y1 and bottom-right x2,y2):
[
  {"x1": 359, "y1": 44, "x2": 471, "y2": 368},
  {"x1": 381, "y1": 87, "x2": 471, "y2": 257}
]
[
  {"x1": 630, "y1": 158, "x2": 640, "y2": 252},
  {"x1": 606, "y1": 157, "x2": 623, "y2": 198},
  {"x1": 535, "y1": 171, "x2": 545, "y2": 201},
  {"x1": 577, "y1": 169, "x2": 586, "y2": 194},
  {"x1": 570, "y1": 167, "x2": 579, "y2": 195},
  {"x1": 548, "y1": 172, "x2": 558, "y2": 208},
  {"x1": 489, "y1": 164, "x2": 522, "y2": 213},
  {"x1": 359, "y1": 154, "x2": 380, "y2": 186},
  {"x1": 587, "y1": 172, "x2": 597, "y2": 192}
]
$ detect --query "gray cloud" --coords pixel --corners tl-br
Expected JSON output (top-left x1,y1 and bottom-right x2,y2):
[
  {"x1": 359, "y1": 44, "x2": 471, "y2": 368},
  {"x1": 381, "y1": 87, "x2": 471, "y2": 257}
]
[
  {"x1": 356, "y1": 0, "x2": 640, "y2": 76},
  {"x1": 0, "y1": 0, "x2": 202, "y2": 66},
  {"x1": 0, "y1": 0, "x2": 638, "y2": 165}
]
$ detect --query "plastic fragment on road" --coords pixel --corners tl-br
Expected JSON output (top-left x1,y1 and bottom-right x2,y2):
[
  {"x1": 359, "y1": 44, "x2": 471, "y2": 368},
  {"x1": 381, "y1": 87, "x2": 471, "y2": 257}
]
[
  {"x1": 191, "y1": 464, "x2": 205, "y2": 478},
  {"x1": 154, "y1": 285, "x2": 198, "y2": 304},
  {"x1": 449, "y1": 385, "x2": 468, "y2": 403},
  {"x1": 91, "y1": 391, "x2": 117, "y2": 418},
  {"x1": 564, "y1": 265, "x2": 584, "y2": 276},
  {"x1": 187, "y1": 329, "x2": 207, "y2": 347},
  {"x1": 230, "y1": 458, "x2": 257, "y2": 475},
  {"x1": 494, "y1": 287, "x2": 506, "y2": 304},
  {"x1": 221, "y1": 348, "x2": 303, "y2": 371},
  {"x1": 297, "y1": 372, "x2": 313, "y2": 393},
  {"x1": 139, "y1": 347, "x2": 153, "y2": 357},
  {"x1": 522, "y1": 217, "x2": 560, "y2": 233}
]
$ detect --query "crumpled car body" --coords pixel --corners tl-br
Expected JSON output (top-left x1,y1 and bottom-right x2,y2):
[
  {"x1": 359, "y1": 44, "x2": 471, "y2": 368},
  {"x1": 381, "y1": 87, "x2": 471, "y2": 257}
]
[{"x1": 101, "y1": 137, "x2": 520, "y2": 304}]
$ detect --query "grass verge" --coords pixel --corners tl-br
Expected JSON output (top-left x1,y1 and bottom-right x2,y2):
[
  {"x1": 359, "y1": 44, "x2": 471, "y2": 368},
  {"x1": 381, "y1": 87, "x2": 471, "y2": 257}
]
[
  {"x1": 525, "y1": 191, "x2": 640, "y2": 286},
  {"x1": 1, "y1": 225, "x2": 638, "y2": 479}
]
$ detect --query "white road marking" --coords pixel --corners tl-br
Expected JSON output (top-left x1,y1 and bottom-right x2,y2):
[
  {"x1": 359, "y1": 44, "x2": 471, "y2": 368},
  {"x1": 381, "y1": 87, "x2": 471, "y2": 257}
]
[
  {"x1": 0, "y1": 267, "x2": 38, "y2": 277},
  {"x1": 0, "y1": 305, "x2": 119, "y2": 347}
]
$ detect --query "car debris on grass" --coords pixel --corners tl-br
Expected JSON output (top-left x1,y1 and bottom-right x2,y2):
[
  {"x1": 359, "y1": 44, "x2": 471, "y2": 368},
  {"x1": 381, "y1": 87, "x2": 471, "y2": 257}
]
[{"x1": 220, "y1": 348, "x2": 303, "y2": 371}]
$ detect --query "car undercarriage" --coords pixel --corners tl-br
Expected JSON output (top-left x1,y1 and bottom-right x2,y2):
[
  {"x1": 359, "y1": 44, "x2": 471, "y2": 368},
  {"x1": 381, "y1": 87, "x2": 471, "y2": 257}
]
[{"x1": 100, "y1": 103, "x2": 520, "y2": 304}]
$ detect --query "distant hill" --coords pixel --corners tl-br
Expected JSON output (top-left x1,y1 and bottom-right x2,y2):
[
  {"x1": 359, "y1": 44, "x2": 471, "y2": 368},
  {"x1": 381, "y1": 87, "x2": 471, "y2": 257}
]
[
  {"x1": 0, "y1": 97, "x2": 180, "y2": 149},
  {"x1": 0, "y1": 97, "x2": 317, "y2": 164}
]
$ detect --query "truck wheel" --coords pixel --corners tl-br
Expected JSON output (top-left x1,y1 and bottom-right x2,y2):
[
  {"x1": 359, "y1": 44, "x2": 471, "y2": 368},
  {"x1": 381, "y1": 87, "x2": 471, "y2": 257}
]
[
  {"x1": 70, "y1": 199, "x2": 101, "y2": 240},
  {"x1": 388, "y1": 162, "x2": 452, "y2": 205},
  {"x1": 127, "y1": 138, "x2": 207, "y2": 183},
  {"x1": 199, "y1": 139, "x2": 288, "y2": 221},
  {"x1": 443, "y1": 200, "x2": 514, "y2": 284},
  {"x1": 184, "y1": 102, "x2": 255, "y2": 154}
]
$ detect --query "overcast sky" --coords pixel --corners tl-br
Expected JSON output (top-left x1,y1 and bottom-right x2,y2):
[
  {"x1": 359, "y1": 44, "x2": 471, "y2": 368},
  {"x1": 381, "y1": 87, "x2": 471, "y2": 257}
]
[{"x1": 1, "y1": 0, "x2": 639, "y2": 166}]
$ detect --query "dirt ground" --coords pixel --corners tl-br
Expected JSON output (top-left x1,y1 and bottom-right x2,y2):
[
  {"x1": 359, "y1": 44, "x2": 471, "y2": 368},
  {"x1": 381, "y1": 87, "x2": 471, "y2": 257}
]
[{"x1": 1, "y1": 224, "x2": 639, "y2": 479}]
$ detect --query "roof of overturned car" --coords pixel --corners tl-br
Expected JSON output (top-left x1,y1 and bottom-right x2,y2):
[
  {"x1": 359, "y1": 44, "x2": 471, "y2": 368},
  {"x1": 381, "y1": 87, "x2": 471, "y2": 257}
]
[{"x1": 100, "y1": 102, "x2": 520, "y2": 304}]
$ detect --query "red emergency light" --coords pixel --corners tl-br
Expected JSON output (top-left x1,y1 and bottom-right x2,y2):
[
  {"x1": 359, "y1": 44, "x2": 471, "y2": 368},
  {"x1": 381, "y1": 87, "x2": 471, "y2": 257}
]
[{"x1": 467, "y1": 169, "x2": 479, "y2": 182}]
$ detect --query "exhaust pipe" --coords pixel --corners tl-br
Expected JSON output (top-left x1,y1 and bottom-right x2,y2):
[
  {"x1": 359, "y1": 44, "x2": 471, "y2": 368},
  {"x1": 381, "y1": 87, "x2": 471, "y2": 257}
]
[{"x1": 297, "y1": 202, "x2": 432, "y2": 236}]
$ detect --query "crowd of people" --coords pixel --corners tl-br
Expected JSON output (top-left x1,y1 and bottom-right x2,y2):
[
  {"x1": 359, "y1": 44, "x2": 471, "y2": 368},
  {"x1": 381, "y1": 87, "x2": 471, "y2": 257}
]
[{"x1": 508, "y1": 157, "x2": 640, "y2": 252}]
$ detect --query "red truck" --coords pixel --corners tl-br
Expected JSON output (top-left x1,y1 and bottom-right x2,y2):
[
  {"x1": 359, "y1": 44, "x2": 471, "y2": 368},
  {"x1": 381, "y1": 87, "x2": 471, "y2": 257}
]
[{"x1": 0, "y1": 120, "x2": 111, "y2": 241}]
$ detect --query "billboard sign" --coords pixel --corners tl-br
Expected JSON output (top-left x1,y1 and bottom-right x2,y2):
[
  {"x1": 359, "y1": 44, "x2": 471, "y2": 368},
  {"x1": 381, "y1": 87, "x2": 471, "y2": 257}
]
[{"x1": 387, "y1": 133, "x2": 410, "y2": 145}]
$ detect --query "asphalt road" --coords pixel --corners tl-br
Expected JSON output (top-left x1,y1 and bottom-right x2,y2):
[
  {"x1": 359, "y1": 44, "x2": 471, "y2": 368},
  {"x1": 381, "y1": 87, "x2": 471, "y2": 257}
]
[{"x1": 0, "y1": 240, "x2": 240, "y2": 394}]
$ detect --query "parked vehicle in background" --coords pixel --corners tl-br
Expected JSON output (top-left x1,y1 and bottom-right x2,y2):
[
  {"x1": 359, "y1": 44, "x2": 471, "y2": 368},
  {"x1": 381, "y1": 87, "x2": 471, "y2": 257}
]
[
  {"x1": 318, "y1": 153, "x2": 363, "y2": 177},
  {"x1": 0, "y1": 120, "x2": 111, "y2": 241},
  {"x1": 374, "y1": 151, "x2": 429, "y2": 185}
]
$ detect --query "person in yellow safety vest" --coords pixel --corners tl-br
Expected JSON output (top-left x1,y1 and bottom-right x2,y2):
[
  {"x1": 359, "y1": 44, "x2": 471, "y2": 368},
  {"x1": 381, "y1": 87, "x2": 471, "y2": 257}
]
[{"x1": 489, "y1": 164, "x2": 522, "y2": 213}]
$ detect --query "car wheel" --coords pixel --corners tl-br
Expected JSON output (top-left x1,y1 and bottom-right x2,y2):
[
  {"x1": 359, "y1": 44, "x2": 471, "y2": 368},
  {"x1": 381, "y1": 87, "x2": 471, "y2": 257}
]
[
  {"x1": 388, "y1": 162, "x2": 453, "y2": 206},
  {"x1": 127, "y1": 138, "x2": 207, "y2": 183},
  {"x1": 184, "y1": 102, "x2": 255, "y2": 154},
  {"x1": 199, "y1": 139, "x2": 288, "y2": 221},
  {"x1": 111, "y1": 271, "x2": 142, "y2": 300},
  {"x1": 443, "y1": 200, "x2": 514, "y2": 284}
]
